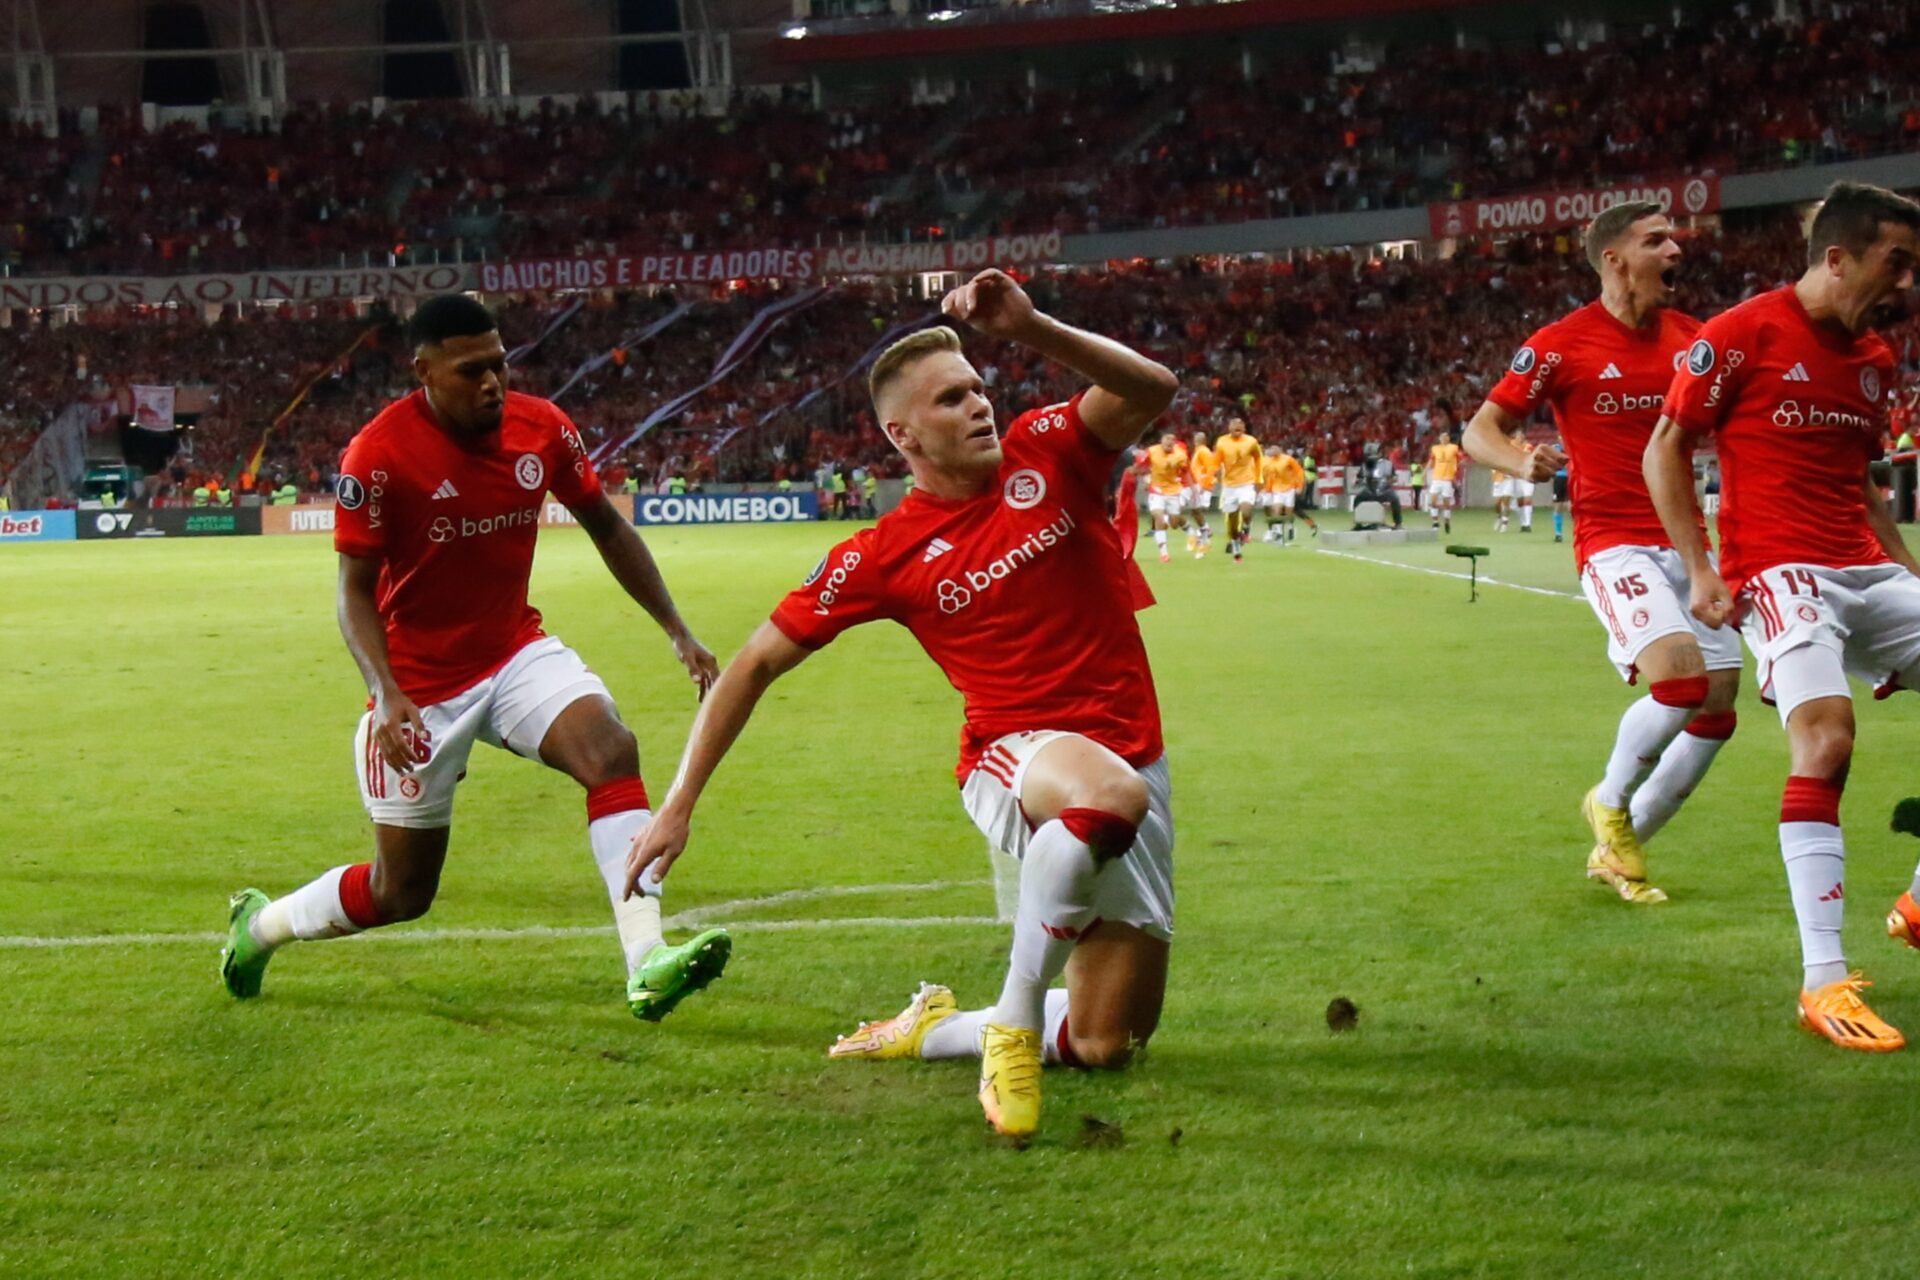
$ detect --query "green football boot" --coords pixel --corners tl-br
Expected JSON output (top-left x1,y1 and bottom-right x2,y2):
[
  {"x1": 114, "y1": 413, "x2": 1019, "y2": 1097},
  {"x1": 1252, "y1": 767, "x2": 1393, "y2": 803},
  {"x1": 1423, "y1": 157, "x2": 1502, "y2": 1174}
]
[
  {"x1": 626, "y1": 928, "x2": 732, "y2": 1023},
  {"x1": 221, "y1": 888, "x2": 274, "y2": 999}
]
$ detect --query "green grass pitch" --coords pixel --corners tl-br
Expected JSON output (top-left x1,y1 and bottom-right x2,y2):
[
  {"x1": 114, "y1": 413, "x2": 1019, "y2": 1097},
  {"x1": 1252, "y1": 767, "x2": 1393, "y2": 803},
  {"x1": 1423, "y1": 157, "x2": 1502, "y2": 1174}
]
[{"x1": 6, "y1": 511, "x2": 1920, "y2": 1278}]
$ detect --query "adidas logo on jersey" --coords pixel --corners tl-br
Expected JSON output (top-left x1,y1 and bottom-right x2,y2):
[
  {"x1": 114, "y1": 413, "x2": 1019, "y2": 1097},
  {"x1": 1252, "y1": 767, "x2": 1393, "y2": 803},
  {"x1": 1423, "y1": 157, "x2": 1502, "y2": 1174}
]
[
  {"x1": 1598, "y1": 363, "x2": 1623, "y2": 380},
  {"x1": 431, "y1": 480, "x2": 460, "y2": 500},
  {"x1": 1783, "y1": 362, "x2": 1812, "y2": 383},
  {"x1": 921, "y1": 537, "x2": 955, "y2": 563}
]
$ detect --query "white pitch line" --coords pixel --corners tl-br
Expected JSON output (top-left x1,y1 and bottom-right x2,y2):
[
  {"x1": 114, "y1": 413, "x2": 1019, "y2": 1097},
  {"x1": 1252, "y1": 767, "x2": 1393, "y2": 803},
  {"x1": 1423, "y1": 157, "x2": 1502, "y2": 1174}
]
[
  {"x1": 1315, "y1": 546, "x2": 1583, "y2": 600},
  {"x1": 0, "y1": 880, "x2": 996, "y2": 951}
]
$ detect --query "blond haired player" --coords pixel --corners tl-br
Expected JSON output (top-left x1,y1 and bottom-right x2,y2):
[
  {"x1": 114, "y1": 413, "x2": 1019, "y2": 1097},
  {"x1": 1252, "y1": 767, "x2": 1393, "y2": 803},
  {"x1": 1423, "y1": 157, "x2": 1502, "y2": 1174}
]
[
  {"x1": 1186, "y1": 432, "x2": 1218, "y2": 557},
  {"x1": 1214, "y1": 417, "x2": 1263, "y2": 562},
  {"x1": 626, "y1": 270, "x2": 1181, "y2": 1137},
  {"x1": 1426, "y1": 433, "x2": 1461, "y2": 533},
  {"x1": 1143, "y1": 431, "x2": 1189, "y2": 563}
]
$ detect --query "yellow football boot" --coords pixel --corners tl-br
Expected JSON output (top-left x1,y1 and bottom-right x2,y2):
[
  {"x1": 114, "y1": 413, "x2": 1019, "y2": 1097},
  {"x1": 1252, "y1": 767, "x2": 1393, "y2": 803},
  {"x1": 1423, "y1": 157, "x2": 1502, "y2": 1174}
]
[
  {"x1": 827, "y1": 983, "x2": 958, "y2": 1060},
  {"x1": 1582, "y1": 786, "x2": 1667, "y2": 904},
  {"x1": 978, "y1": 1023, "x2": 1043, "y2": 1140},
  {"x1": 1798, "y1": 972, "x2": 1905, "y2": 1052}
]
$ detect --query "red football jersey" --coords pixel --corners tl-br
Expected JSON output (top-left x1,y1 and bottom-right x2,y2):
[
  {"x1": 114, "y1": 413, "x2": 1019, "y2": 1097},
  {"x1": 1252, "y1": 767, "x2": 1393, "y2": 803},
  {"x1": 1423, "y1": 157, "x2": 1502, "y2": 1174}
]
[
  {"x1": 334, "y1": 388, "x2": 600, "y2": 706},
  {"x1": 770, "y1": 394, "x2": 1164, "y2": 783},
  {"x1": 1487, "y1": 301, "x2": 1702, "y2": 572},
  {"x1": 1662, "y1": 285, "x2": 1896, "y2": 595}
]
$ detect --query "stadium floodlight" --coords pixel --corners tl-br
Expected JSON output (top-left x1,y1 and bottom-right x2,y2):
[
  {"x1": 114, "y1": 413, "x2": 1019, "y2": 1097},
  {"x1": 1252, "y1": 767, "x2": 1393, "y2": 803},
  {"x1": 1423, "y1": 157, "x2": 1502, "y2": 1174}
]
[
  {"x1": 781, "y1": 23, "x2": 808, "y2": 38},
  {"x1": 927, "y1": 10, "x2": 963, "y2": 20}
]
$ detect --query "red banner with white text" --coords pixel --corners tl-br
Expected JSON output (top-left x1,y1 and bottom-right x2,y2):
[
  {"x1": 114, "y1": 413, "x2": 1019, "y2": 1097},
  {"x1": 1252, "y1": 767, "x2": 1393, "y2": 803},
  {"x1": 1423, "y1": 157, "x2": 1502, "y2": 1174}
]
[{"x1": 1428, "y1": 176, "x2": 1721, "y2": 240}]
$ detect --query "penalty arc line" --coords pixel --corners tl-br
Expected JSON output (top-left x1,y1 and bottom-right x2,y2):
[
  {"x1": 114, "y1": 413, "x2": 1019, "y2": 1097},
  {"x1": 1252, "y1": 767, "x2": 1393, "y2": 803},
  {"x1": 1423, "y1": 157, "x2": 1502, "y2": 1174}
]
[
  {"x1": 0, "y1": 879, "x2": 997, "y2": 951},
  {"x1": 1314, "y1": 547, "x2": 1583, "y2": 600}
]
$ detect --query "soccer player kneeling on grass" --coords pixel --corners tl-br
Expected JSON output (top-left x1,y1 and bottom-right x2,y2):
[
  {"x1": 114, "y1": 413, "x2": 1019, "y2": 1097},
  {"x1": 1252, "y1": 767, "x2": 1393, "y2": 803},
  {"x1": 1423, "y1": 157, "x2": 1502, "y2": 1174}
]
[
  {"x1": 624, "y1": 269, "x2": 1179, "y2": 1139},
  {"x1": 1647, "y1": 181, "x2": 1920, "y2": 1051},
  {"x1": 220, "y1": 295, "x2": 731, "y2": 1022}
]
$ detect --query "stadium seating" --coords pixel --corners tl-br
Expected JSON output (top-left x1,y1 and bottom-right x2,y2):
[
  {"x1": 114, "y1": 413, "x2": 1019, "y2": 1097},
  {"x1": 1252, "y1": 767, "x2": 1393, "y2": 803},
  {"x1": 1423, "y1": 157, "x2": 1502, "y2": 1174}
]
[
  {"x1": 0, "y1": 0, "x2": 1913, "y2": 275},
  {"x1": 6, "y1": 208, "x2": 1913, "y2": 504}
]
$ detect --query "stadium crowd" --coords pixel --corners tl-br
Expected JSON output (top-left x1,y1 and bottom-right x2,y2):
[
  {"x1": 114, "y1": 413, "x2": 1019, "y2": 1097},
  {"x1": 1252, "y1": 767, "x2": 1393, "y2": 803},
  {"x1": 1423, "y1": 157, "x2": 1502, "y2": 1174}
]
[
  {"x1": 1, "y1": 0, "x2": 1914, "y2": 277},
  {"x1": 6, "y1": 205, "x2": 1915, "y2": 507}
]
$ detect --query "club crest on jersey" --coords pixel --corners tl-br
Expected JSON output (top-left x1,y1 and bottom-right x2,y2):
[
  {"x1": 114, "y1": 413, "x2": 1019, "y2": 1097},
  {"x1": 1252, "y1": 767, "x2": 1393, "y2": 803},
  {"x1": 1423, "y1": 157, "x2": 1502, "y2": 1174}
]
[
  {"x1": 514, "y1": 453, "x2": 546, "y2": 491},
  {"x1": 1687, "y1": 339, "x2": 1715, "y2": 376},
  {"x1": 1509, "y1": 347, "x2": 1537, "y2": 375},
  {"x1": 337, "y1": 474, "x2": 366, "y2": 510},
  {"x1": 1003, "y1": 468, "x2": 1046, "y2": 510},
  {"x1": 1861, "y1": 366, "x2": 1881, "y2": 403}
]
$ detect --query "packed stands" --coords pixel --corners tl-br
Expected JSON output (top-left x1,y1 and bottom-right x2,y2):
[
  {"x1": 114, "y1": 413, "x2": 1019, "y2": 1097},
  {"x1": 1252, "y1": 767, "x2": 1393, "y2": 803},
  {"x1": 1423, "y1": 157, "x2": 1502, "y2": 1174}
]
[
  {"x1": 7, "y1": 207, "x2": 1914, "y2": 505},
  {"x1": 1, "y1": 0, "x2": 1914, "y2": 276}
]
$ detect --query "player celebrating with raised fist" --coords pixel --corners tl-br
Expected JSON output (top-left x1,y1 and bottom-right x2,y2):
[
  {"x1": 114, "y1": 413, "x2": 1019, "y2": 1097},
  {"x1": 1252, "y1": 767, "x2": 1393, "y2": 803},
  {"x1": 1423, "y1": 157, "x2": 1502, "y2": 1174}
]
[
  {"x1": 625, "y1": 269, "x2": 1179, "y2": 1139},
  {"x1": 1464, "y1": 200, "x2": 1740, "y2": 905},
  {"x1": 220, "y1": 294, "x2": 730, "y2": 1022},
  {"x1": 1647, "y1": 181, "x2": 1919, "y2": 1051}
]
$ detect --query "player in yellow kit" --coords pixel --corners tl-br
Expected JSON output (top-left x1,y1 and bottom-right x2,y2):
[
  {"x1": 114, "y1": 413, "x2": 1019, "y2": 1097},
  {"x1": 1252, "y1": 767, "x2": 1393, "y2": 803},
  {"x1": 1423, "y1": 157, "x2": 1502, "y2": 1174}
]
[
  {"x1": 1426, "y1": 434, "x2": 1462, "y2": 534},
  {"x1": 1142, "y1": 432, "x2": 1189, "y2": 563},
  {"x1": 1214, "y1": 418, "x2": 1263, "y2": 562},
  {"x1": 1261, "y1": 445, "x2": 1313, "y2": 544},
  {"x1": 1259, "y1": 446, "x2": 1289, "y2": 544},
  {"x1": 1186, "y1": 432, "x2": 1218, "y2": 557}
]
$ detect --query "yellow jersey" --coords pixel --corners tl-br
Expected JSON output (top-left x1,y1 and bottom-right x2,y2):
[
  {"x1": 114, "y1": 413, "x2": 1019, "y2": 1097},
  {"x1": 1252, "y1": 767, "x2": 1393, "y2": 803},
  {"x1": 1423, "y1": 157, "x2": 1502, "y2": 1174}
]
[
  {"x1": 1188, "y1": 444, "x2": 1219, "y2": 487},
  {"x1": 1428, "y1": 441, "x2": 1461, "y2": 482},
  {"x1": 1146, "y1": 444, "x2": 1189, "y2": 495},
  {"x1": 1259, "y1": 454, "x2": 1287, "y2": 491},
  {"x1": 1275, "y1": 453, "x2": 1305, "y2": 491},
  {"x1": 1215, "y1": 434, "x2": 1262, "y2": 487}
]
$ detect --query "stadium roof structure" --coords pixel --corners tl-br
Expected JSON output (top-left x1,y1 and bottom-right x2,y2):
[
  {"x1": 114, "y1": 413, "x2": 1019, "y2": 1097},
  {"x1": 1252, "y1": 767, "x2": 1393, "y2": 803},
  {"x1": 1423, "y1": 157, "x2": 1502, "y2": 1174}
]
[{"x1": 3, "y1": 0, "x2": 795, "y2": 114}]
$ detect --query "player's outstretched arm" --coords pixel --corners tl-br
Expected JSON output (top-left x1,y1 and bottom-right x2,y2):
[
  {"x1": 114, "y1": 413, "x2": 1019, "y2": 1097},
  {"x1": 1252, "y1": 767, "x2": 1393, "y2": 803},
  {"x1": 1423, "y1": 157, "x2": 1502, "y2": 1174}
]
[
  {"x1": 337, "y1": 553, "x2": 426, "y2": 773},
  {"x1": 623, "y1": 620, "x2": 812, "y2": 896},
  {"x1": 574, "y1": 492, "x2": 719, "y2": 698},
  {"x1": 1464, "y1": 401, "x2": 1564, "y2": 480},
  {"x1": 1643, "y1": 416, "x2": 1731, "y2": 627},
  {"x1": 1863, "y1": 473, "x2": 1920, "y2": 575},
  {"x1": 941, "y1": 268, "x2": 1176, "y2": 450}
]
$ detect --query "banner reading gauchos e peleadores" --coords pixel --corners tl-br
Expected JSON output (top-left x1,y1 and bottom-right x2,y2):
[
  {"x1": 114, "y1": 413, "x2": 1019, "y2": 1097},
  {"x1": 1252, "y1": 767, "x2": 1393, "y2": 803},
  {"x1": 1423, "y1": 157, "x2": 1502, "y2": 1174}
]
[{"x1": 0, "y1": 231, "x2": 1070, "y2": 310}]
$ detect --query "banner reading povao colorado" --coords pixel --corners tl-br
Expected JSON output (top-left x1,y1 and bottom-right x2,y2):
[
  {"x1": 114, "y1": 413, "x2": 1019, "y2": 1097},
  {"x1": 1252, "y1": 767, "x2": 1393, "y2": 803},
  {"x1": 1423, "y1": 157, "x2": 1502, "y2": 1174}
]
[
  {"x1": 632, "y1": 492, "x2": 817, "y2": 525},
  {"x1": 1429, "y1": 176, "x2": 1720, "y2": 239}
]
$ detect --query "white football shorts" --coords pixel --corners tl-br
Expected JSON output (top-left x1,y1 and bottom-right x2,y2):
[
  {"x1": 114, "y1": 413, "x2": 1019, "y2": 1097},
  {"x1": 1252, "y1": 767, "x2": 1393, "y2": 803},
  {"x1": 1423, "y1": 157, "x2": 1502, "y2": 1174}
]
[
  {"x1": 1220, "y1": 483, "x2": 1258, "y2": 511},
  {"x1": 962, "y1": 730, "x2": 1174, "y2": 941},
  {"x1": 1580, "y1": 545, "x2": 1745, "y2": 683},
  {"x1": 354, "y1": 635, "x2": 611, "y2": 828},
  {"x1": 1186, "y1": 487, "x2": 1214, "y2": 511},
  {"x1": 1145, "y1": 490, "x2": 1187, "y2": 518},
  {"x1": 1428, "y1": 479, "x2": 1456, "y2": 504},
  {"x1": 1740, "y1": 562, "x2": 1920, "y2": 723}
]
